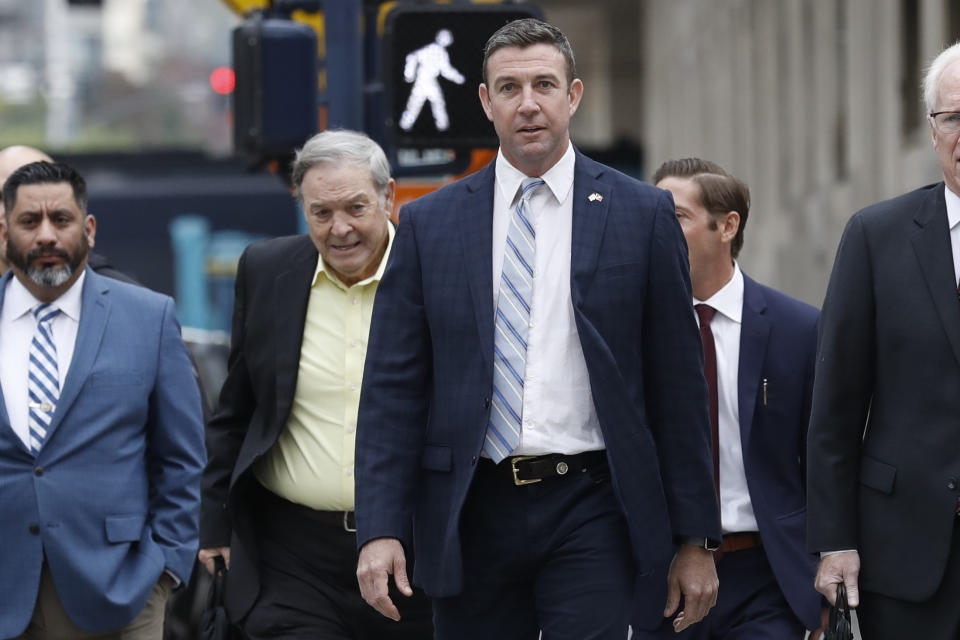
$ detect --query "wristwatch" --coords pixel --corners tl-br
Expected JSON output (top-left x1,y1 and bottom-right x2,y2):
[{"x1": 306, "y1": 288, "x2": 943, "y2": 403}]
[{"x1": 676, "y1": 536, "x2": 721, "y2": 551}]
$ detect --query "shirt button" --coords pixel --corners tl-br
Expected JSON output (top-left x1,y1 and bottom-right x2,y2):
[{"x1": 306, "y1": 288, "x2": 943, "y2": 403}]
[
  {"x1": 347, "y1": 425, "x2": 356, "y2": 433},
  {"x1": 351, "y1": 339, "x2": 358, "y2": 347},
  {"x1": 352, "y1": 298, "x2": 359, "y2": 305},
  {"x1": 346, "y1": 466, "x2": 354, "y2": 476},
  {"x1": 350, "y1": 384, "x2": 357, "y2": 391}
]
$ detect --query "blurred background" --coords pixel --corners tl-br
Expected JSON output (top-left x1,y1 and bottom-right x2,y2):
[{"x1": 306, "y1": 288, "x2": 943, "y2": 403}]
[{"x1": 2, "y1": 0, "x2": 957, "y2": 315}]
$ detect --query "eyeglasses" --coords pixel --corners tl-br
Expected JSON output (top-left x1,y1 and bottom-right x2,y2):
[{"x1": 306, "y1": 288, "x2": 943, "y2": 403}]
[{"x1": 930, "y1": 111, "x2": 960, "y2": 134}]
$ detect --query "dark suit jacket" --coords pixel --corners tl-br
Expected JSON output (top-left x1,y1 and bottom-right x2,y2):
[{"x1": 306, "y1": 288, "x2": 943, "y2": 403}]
[
  {"x1": 200, "y1": 234, "x2": 318, "y2": 620},
  {"x1": 355, "y1": 152, "x2": 722, "y2": 629},
  {"x1": 739, "y1": 274, "x2": 820, "y2": 630},
  {"x1": 87, "y1": 251, "x2": 141, "y2": 286},
  {"x1": 808, "y1": 182, "x2": 960, "y2": 601},
  {"x1": 0, "y1": 268, "x2": 205, "y2": 637}
]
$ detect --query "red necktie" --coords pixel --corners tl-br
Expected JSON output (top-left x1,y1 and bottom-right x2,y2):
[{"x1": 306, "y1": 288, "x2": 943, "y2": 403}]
[{"x1": 695, "y1": 304, "x2": 720, "y2": 500}]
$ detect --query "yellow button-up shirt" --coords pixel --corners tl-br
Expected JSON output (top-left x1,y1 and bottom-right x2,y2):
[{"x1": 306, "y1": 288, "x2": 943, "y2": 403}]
[{"x1": 253, "y1": 224, "x2": 394, "y2": 511}]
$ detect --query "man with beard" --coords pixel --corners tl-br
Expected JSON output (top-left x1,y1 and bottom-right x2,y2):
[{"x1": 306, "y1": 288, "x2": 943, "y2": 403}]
[
  {"x1": 0, "y1": 145, "x2": 138, "y2": 285},
  {"x1": 0, "y1": 160, "x2": 206, "y2": 639}
]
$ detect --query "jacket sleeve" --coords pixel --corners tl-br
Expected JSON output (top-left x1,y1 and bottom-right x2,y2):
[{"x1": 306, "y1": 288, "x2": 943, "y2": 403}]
[
  {"x1": 641, "y1": 190, "x2": 722, "y2": 543},
  {"x1": 354, "y1": 205, "x2": 431, "y2": 551},
  {"x1": 806, "y1": 212, "x2": 875, "y2": 552},
  {"x1": 200, "y1": 248, "x2": 255, "y2": 549},
  {"x1": 147, "y1": 297, "x2": 207, "y2": 581}
]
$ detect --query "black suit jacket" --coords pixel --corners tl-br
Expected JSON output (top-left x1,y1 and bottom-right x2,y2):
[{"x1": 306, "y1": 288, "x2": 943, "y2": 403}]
[
  {"x1": 808, "y1": 182, "x2": 960, "y2": 601},
  {"x1": 200, "y1": 234, "x2": 317, "y2": 620}
]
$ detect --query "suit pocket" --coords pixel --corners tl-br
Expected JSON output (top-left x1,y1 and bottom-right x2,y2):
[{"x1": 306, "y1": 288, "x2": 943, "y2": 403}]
[
  {"x1": 859, "y1": 455, "x2": 896, "y2": 494},
  {"x1": 594, "y1": 262, "x2": 644, "y2": 280},
  {"x1": 105, "y1": 514, "x2": 147, "y2": 543},
  {"x1": 421, "y1": 444, "x2": 452, "y2": 472},
  {"x1": 90, "y1": 372, "x2": 145, "y2": 388}
]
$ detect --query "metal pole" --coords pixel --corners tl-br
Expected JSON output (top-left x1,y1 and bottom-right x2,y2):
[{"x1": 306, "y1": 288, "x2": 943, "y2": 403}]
[{"x1": 323, "y1": 0, "x2": 363, "y2": 130}]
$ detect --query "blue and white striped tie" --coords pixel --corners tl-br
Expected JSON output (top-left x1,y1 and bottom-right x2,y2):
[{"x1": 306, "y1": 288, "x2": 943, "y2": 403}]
[
  {"x1": 484, "y1": 177, "x2": 544, "y2": 463},
  {"x1": 28, "y1": 304, "x2": 60, "y2": 455}
]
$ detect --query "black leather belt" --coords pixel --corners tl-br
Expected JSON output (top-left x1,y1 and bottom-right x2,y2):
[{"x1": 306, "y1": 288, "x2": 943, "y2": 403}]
[
  {"x1": 313, "y1": 510, "x2": 356, "y2": 532},
  {"x1": 253, "y1": 480, "x2": 356, "y2": 532},
  {"x1": 479, "y1": 450, "x2": 607, "y2": 486}
]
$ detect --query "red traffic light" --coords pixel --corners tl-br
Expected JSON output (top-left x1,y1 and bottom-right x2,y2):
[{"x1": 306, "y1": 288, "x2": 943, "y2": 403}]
[{"x1": 210, "y1": 67, "x2": 236, "y2": 95}]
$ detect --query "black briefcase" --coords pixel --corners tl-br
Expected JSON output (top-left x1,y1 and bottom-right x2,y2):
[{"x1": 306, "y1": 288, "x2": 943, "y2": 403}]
[
  {"x1": 825, "y1": 582, "x2": 854, "y2": 640},
  {"x1": 198, "y1": 556, "x2": 239, "y2": 640}
]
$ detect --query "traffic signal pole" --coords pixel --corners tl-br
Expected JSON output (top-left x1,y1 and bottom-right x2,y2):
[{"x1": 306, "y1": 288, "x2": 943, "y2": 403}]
[{"x1": 323, "y1": 1, "x2": 364, "y2": 131}]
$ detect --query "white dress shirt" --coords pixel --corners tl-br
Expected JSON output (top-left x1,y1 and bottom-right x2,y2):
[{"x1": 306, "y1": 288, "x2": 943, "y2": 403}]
[
  {"x1": 0, "y1": 271, "x2": 84, "y2": 449},
  {"x1": 945, "y1": 184, "x2": 960, "y2": 285},
  {"x1": 491, "y1": 143, "x2": 604, "y2": 456},
  {"x1": 693, "y1": 263, "x2": 758, "y2": 534}
]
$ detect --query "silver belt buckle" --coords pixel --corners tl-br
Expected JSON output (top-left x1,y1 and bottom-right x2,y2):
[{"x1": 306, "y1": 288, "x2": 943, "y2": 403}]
[{"x1": 343, "y1": 511, "x2": 356, "y2": 533}]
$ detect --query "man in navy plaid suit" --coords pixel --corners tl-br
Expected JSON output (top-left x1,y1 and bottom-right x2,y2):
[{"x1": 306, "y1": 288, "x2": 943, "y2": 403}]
[{"x1": 355, "y1": 18, "x2": 721, "y2": 640}]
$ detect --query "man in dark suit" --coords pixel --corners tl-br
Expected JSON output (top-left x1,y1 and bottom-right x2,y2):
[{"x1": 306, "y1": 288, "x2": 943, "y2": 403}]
[
  {"x1": 199, "y1": 129, "x2": 432, "y2": 639},
  {"x1": 643, "y1": 158, "x2": 822, "y2": 639},
  {"x1": 807, "y1": 41, "x2": 960, "y2": 638},
  {"x1": 355, "y1": 19, "x2": 721, "y2": 640},
  {"x1": 0, "y1": 160, "x2": 205, "y2": 639}
]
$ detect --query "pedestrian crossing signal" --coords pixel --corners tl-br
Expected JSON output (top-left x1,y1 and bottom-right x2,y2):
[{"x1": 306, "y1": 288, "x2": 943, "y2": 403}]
[{"x1": 384, "y1": 3, "x2": 542, "y2": 149}]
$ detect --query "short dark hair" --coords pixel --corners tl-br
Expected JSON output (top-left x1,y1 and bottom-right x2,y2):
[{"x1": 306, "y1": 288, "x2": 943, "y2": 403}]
[
  {"x1": 3, "y1": 161, "x2": 87, "y2": 216},
  {"x1": 652, "y1": 157, "x2": 750, "y2": 258},
  {"x1": 482, "y1": 18, "x2": 577, "y2": 87}
]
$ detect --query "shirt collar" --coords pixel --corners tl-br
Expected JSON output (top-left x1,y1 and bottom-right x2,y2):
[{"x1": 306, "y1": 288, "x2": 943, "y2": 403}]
[
  {"x1": 694, "y1": 262, "x2": 743, "y2": 324},
  {"x1": 312, "y1": 221, "x2": 396, "y2": 290},
  {"x1": 3, "y1": 269, "x2": 85, "y2": 323},
  {"x1": 495, "y1": 141, "x2": 576, "y2": 207},
  {"x1": 945, "y1": 184, "x2": 960, "y2": 231}
]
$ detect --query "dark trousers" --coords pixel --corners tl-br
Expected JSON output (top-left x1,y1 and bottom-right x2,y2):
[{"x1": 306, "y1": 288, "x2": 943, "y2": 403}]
[
  {"x1": 635, "y1": 544, "x2": 804, "y2": 639},
  {"x1": 432, "y1": 457, "x2": 635, "y2": 640},
  {"x1": 242, "y1": 482, "x2": 433, "y2": 640},
  {"x1": 857, "y1": 520, "x2": 960, "y2": 639}
]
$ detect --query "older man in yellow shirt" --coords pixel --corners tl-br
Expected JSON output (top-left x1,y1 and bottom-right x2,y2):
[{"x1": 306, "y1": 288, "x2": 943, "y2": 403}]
[{"x1": 198, "y1": 129, "x2": 433, "y2": 639}]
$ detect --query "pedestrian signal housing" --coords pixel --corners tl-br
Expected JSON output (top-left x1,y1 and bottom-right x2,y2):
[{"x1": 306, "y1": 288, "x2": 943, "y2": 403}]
[{"x1": 384, "y1": 3, "x2": 542, "y2": 149}]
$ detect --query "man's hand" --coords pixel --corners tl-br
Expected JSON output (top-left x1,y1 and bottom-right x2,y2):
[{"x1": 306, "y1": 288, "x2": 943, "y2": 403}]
[
  {"x1": 814, "y1": 550, "x2": 860, "y2": 607},
  {"x1": 198, "y1": 547, "x2": 231, "y2": 575},
  {"x1": 357, "y1": 537, "x2": 413, "y2": 621},
  {"x1": 664, "y1": 545, "x2": 719, "y2": 632}
]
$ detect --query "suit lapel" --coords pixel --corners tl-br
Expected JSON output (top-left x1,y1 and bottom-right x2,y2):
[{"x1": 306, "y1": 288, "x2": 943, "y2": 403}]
[
  {"x1": 910, "y1": 185, "x2": 960, "y2": 368},
  {"x1": 737, "y1": 275, "x2": 770, "y2": 454},
  {"x1": 570, "y1": 152, "x2": 610, "y2": 303},
  {"x1": 459, "y1": 164, "x2": 496, "y2": 370},
  {"x1": 48, "y1": 268, "x2": 110, "y2": 444},
  {"x1": 274, "y1": 237, "x2": 319, "y2": 425}
]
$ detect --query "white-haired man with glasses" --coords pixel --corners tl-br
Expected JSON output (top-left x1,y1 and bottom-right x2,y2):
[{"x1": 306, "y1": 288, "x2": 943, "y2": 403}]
[{"x1": 807, "y1": 40, "x2": 960, "y2": 638}]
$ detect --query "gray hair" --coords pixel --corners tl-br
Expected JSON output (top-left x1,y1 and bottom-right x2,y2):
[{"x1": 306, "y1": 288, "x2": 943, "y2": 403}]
[
  {"x1": 291, "y1": 129, "x2": 392, "y2": 205},
  {"x1": 482, "y1": 18, "x2": 577, "y2": 87},
  {"x1": 924, "y1": 41, "x2": 960, "y2": 114}
]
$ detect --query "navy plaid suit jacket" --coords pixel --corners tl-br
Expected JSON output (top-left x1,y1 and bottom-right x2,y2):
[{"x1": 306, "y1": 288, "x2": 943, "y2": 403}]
[{"x1": 355, "y1": 151, "x2": 722, "y2": 629}]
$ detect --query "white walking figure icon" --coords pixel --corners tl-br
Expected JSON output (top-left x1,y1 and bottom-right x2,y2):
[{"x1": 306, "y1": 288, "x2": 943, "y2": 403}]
[{"x1": 399, "y1": 29, "x2": 465, "y2": 132}]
